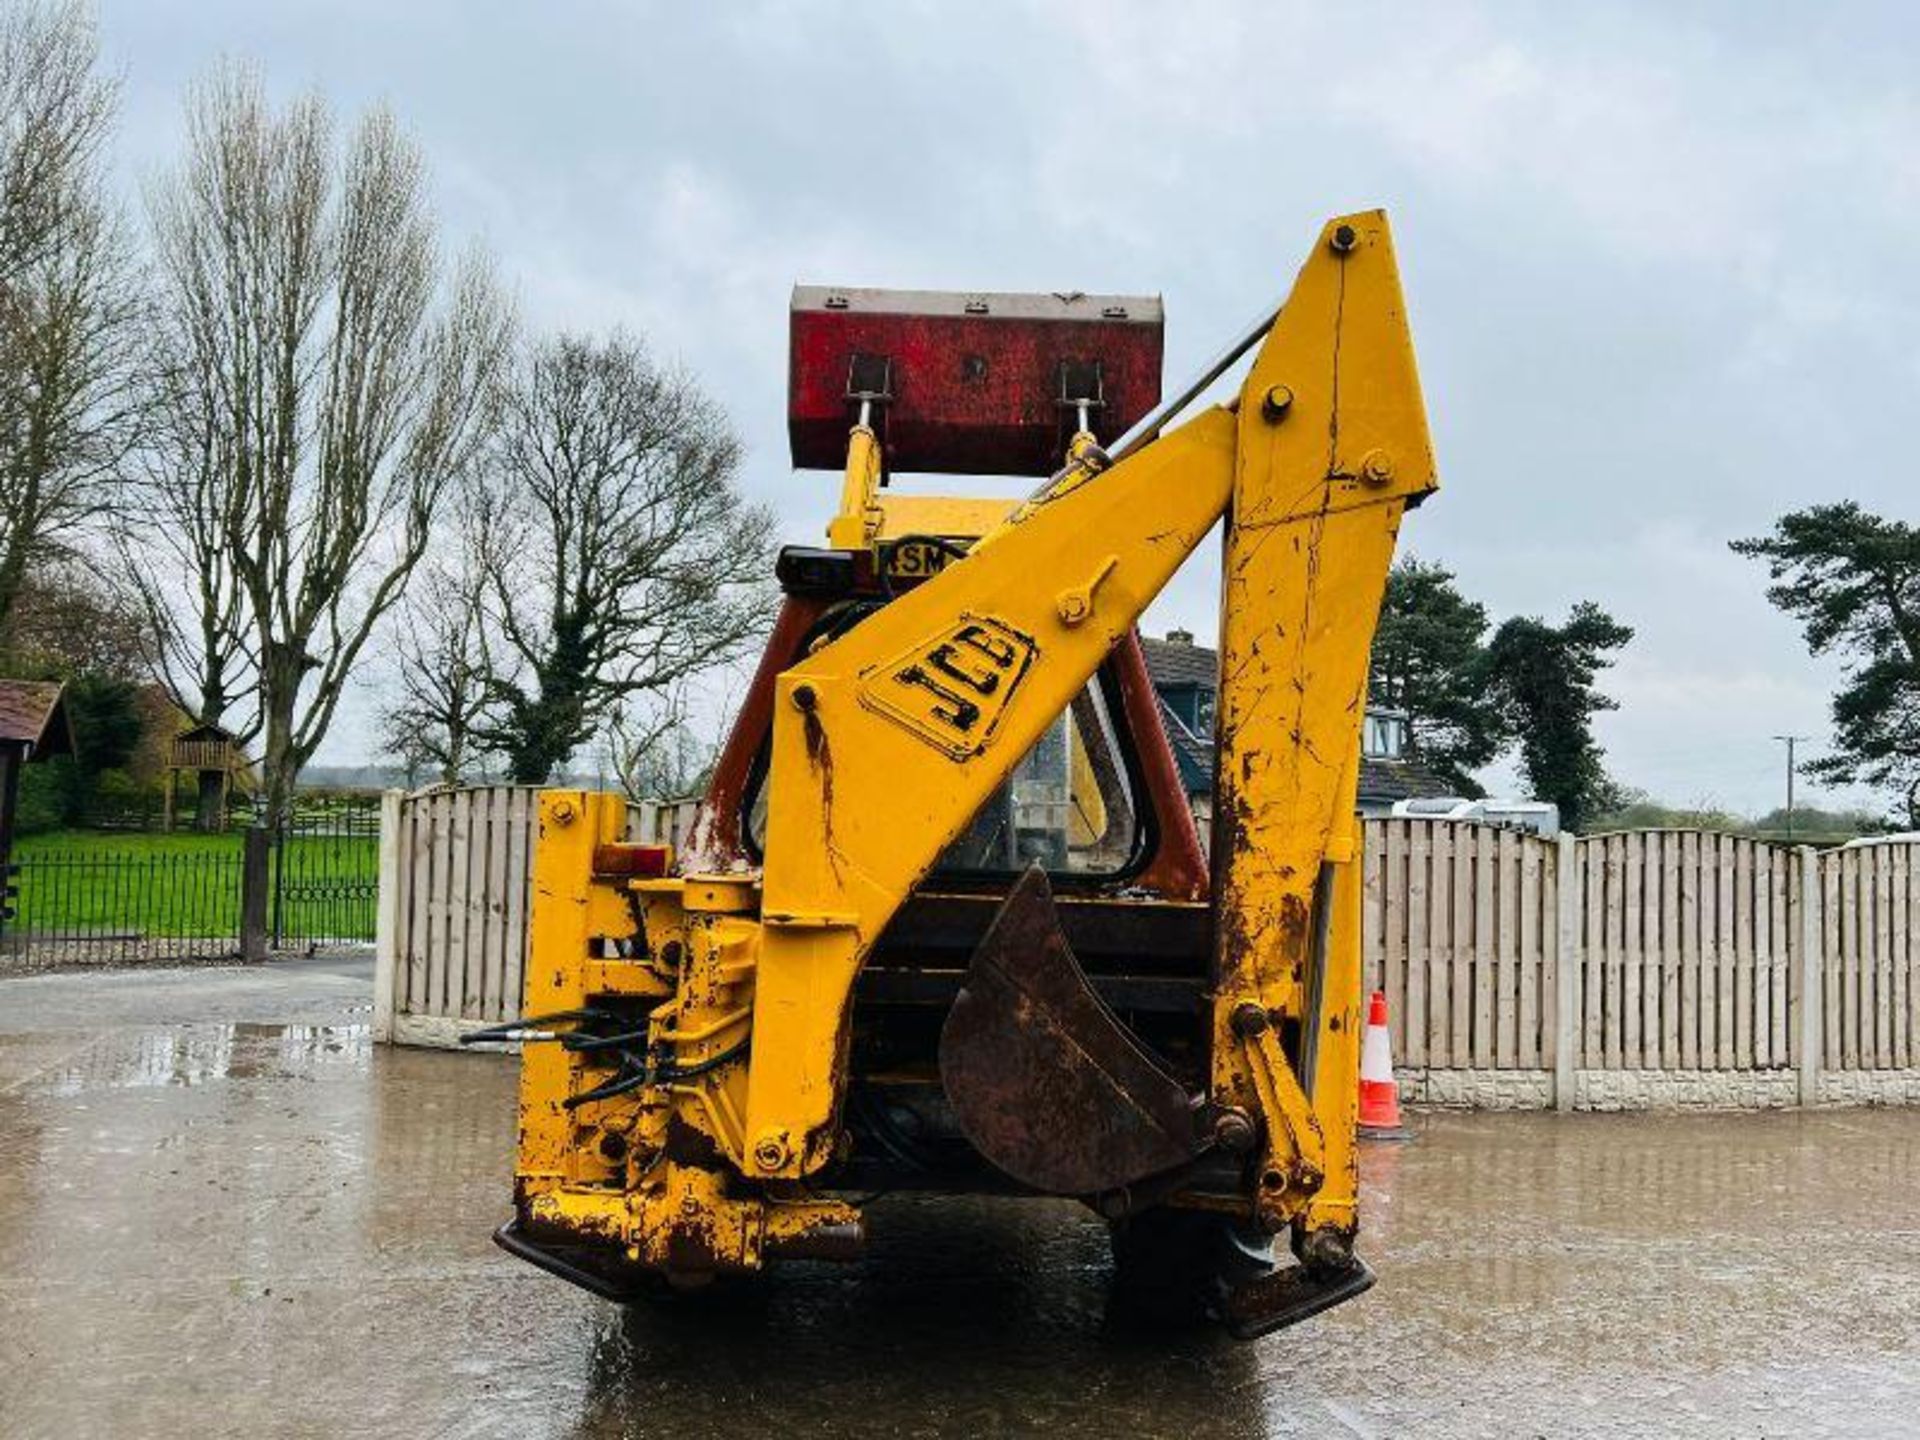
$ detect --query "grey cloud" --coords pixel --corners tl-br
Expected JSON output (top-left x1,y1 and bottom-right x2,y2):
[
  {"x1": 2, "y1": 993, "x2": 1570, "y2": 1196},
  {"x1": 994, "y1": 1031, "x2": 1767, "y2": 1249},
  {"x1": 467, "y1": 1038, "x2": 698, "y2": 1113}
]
[{"x1": 96, "y1": 0, "x2": 1920, "y2": 810}]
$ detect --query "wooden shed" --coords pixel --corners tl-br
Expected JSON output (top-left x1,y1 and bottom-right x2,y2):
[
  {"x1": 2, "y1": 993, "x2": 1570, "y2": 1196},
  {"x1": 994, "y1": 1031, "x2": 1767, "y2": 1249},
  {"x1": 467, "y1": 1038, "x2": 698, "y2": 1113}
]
[{"x1": 0, "y1": 679, "x2": 74, "y2": 930}]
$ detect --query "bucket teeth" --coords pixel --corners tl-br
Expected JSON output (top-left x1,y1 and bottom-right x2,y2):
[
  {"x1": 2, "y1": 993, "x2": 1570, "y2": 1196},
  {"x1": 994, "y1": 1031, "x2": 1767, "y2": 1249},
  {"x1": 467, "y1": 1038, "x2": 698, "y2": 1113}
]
[{"x1": 938, "y1": 863, "x2": 1205, "y2": 1194}]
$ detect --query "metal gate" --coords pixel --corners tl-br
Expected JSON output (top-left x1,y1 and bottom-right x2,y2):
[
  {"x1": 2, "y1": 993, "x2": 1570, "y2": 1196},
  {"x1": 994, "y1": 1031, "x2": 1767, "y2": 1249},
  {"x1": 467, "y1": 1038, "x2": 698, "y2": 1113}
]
[
  {"x1": 4, "y1": 846, "x2": 249, "y2": 969},
  {"x1": 271, "y1": 795, "x2": 381, "y2": 950}
]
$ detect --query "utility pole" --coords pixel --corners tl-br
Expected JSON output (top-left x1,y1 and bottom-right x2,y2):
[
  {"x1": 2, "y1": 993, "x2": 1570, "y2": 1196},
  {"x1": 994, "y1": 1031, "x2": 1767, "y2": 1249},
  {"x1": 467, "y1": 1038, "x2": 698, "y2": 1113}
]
[{"x1": 1774, "y1": 734, "x2": 1810, "y2": 842}]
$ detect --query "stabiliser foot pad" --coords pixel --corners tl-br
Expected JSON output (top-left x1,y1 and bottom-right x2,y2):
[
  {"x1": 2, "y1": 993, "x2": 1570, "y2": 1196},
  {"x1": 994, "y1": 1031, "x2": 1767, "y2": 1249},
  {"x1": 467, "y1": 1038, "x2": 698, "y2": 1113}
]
[
  {"x1": 1222, "y1": 1256, "x2": 1376, "y2": 1340},
  {"x1": 493, "y1": 1218, "x2": 655, "y2": 1303}
]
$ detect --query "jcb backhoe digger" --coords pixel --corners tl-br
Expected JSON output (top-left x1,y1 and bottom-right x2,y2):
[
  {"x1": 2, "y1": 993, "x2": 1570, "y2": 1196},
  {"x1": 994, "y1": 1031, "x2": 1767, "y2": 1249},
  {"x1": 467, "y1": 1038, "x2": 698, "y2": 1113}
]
[{"x1": 475, "y1": 210, "x2": 1436, "y2": 1337}]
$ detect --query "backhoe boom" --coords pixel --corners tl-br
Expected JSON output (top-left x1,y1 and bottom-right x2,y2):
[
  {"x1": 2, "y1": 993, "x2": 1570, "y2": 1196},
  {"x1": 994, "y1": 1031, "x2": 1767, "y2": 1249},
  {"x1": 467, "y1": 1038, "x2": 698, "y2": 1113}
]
[{"x1": 497, "y1": 209, "x2": 1437, "y2": 1335}]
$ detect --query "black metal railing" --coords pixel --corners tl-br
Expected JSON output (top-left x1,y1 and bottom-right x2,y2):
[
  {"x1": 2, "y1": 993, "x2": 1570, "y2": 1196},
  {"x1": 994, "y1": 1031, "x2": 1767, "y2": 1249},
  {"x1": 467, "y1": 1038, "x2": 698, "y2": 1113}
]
[
  {"x1": 6, "y1": 849, "x2": 247, "y2": 968},
  {"x1": 270, "y1": 841, "x2": 378, "y2": 948},
  {"x1": 270, "y1": 796, "x2": 381, "y2": 950},
  {"x1": 1, "y1": 792, "x2": 385, "y2": 969},
  {"x1": 77, "y1": 788, "x2": 386, "y2": 836}
]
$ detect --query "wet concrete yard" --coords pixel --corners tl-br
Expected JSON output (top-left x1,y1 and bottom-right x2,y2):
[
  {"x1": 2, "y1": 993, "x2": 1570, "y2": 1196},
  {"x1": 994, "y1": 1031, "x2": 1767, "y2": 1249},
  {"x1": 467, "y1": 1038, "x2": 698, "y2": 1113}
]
[{"x1": 2, "y1": 959, "x2": 1917, "y2": 1438}]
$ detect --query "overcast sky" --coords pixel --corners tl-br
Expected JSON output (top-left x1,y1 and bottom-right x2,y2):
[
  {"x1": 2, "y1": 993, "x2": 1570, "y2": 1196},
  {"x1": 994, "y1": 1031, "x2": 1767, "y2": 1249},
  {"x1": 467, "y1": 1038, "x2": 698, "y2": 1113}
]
[{"x1": 93, "y1": 1, "x2": 1920, "y2": 813}]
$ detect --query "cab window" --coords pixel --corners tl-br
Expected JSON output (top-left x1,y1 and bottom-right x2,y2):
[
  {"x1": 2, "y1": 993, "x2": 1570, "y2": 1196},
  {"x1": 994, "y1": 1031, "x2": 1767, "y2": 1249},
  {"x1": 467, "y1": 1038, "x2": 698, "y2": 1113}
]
[
  {"x1": 933, "y1": 681, "x2": 1140, "y2": 876},
  {"x1": 743, "y1": 672, "x2": 1144, "y2": 880}
]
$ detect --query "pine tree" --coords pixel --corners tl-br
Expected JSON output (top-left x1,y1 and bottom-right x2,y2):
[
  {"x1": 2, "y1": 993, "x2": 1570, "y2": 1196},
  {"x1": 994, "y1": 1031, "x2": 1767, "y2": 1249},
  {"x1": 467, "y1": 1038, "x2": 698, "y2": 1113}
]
[
  {"x1": 1370, "y1": 557, "x2": 1505, "y2": 793},
  {"x1": 1484, "y1": 603, "x2": 1633, "y2": 830},
  {"x1": 1732, "y1": 503, "x2": 1920, "y2": 825}
]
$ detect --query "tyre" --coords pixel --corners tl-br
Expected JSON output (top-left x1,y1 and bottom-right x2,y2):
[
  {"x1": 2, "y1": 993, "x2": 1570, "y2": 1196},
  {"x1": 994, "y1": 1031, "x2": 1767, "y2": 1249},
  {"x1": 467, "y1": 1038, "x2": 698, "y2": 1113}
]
[{"x1": 1108, "y1": 1206, "x2": 1275, "y2": 1325}]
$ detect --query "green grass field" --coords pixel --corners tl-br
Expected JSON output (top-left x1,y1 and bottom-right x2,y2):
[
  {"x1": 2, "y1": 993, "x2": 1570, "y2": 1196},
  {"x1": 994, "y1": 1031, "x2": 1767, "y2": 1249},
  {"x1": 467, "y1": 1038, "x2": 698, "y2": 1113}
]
[
  {"x1": 16, "y1": 830, "x2": 253, "y2": 860},
  {"x1": 12, "y1": 829, "x2": 379, "y2": 940}
]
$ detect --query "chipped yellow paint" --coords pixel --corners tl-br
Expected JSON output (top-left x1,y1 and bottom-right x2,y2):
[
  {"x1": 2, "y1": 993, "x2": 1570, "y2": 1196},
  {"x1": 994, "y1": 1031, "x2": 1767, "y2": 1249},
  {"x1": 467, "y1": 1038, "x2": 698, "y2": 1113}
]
[
  {"x1": 511, "y1": 210, "x2": 1437, "y2": 1279},
  {"x1": 1206, "y1": 213, "x2": 1434, "y2": 1241},
  {"x1": 749, "y1": 409, "x2": 1238, "y2": 1173}
]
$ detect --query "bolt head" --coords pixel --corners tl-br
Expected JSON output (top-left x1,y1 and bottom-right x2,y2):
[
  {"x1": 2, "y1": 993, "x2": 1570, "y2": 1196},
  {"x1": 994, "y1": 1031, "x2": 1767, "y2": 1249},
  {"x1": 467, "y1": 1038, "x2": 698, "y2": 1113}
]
[
  {"x1": 1261, "y1": 385, "x2": 1294, "y2": 423},
  {"x1": 1359, "y1": 449, "x2": 1394, "y2": 487},
  {"x1": 1330, "y1": 223, "x2": 1358, "y2": 254},
  {"x1": 550, "y1": 798, "x2": 576, "y2": 827},
  {"x1": 790, "y1": 683, "x2": 817, "y2": 712},
  {"x1": 1212, "y1": 1108, "x2": 1258, "y2": 1152},
  {"x1": 1230, "y1": 1001, "x2": 1270, "y2": 1037},
  {"x1": 752, "y1": 1131, "x2": 791, "y2": 1171}
]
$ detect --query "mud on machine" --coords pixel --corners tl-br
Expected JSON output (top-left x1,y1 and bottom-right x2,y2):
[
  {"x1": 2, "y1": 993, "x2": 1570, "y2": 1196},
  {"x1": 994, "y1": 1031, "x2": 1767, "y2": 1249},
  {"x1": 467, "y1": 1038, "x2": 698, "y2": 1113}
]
[{"x1": 470, "y1": 211, "x2": 1438, "y2": 1338}]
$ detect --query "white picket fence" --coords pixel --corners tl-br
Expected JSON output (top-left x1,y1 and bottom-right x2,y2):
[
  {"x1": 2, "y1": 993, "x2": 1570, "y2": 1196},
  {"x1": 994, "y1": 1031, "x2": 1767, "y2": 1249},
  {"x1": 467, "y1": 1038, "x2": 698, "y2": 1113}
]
[{"x1": 374, "y1": 790, "x2": 1920, "y2": 1108}]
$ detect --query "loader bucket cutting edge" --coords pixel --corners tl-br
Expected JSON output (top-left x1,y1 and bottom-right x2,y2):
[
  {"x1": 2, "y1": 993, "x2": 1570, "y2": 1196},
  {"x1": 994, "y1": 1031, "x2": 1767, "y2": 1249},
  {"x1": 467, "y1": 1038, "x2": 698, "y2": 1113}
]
[{"x1": 937, "y1": 864, "x2": 1206, "y2": 1195}]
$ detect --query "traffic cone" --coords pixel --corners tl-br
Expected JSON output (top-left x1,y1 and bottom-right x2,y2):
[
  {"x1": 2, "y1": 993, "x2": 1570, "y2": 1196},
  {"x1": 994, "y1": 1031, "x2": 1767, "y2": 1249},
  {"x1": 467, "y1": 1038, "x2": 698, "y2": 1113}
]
[{"x1": 1358, "y1": 989, "x2": 1410, "y2": 1139}]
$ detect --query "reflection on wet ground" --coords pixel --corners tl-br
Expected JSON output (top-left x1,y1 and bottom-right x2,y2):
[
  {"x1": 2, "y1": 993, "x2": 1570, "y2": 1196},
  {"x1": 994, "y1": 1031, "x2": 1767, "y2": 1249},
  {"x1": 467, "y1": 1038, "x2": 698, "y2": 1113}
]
[
  {"x1": 1, "y1": 958, "x2": 1917, "y2": 1438},
  {"x1": 19, "y1": 1020, "x2": 371, "y2": 1096}
]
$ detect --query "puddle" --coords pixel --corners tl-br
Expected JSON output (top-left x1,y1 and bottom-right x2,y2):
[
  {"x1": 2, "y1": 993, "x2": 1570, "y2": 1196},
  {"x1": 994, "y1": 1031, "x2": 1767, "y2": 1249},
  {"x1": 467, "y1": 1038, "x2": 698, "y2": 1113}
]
[{"x1": 19, "y1": 1021, "x2": 372, "y2": 1096}]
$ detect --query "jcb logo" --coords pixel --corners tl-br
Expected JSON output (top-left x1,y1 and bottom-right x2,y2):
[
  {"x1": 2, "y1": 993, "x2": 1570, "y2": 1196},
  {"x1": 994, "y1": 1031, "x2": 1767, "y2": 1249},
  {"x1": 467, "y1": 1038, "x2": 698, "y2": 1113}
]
[{"x1": 858, "y1": 615, "x2": 1036, "y2": 759}]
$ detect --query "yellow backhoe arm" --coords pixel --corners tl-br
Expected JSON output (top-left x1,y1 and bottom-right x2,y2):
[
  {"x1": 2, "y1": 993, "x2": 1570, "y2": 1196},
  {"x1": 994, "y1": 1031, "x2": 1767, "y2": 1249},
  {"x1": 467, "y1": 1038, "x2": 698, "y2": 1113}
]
[
  {"x1": 508, "y1": 208, "x2": 1435, "y2": 1296},
  {"x1": 748, "y1": 212, "x2": 1435, "y2": 1207}
]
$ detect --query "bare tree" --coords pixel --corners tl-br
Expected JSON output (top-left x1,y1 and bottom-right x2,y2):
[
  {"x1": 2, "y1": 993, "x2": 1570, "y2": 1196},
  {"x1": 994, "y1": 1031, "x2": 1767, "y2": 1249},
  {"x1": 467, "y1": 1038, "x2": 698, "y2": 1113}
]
[
  {"x1": 601, "y1": 685, "x2": 717, "y2": 803},
  {"x1": 477, "y1": 331, "x2": 774, "y2": 784},
  {"x1": 4, "y1": 551, "x2": 149, "y2": 678},
  {"x1": 113, "y1": 332, "x2": 261, "y2": 825},
  {"x1": 146, "y1": 67, "x2": 512, "y2": 827},
  {"x1": 377, "y1": 494, "x2": 494, "y2": 785},
  {"x1": 120, "y1": 294, "x2": 263, "y2": 721},
  {"x1": 0, "y1": 3, "x2": 113, "y2": 283},
  {"x1": 0, "y1": 2, "x2": 137, "y2": 634}
]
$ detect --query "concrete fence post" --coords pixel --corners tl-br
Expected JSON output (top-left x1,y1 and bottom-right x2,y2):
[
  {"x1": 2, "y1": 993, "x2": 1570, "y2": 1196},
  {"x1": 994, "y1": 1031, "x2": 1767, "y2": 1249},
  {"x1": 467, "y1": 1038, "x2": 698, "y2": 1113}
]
[
  {"x1": 372, "y1": 789, "x2": 404, "y2": 1044},
  {"x1": 239, "y1": 827, "x2": 270, "y2": 964},
  {"x1": 1554, "y1": 832, "x2": 1580, "y2": 1112},
  {"x1": 1797, "y1": 845, "x2": 1822, "y2": 1107}
]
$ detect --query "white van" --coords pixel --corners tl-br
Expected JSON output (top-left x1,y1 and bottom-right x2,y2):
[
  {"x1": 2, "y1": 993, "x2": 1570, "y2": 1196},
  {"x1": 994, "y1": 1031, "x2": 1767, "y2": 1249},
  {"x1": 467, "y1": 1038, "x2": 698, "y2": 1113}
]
[
  {"x1": 1838, "y1": 831, "x2": 1920, "y2": 850},
  {"x1": 1388, "y1": 796, "x2": 1560, "y2": 838}
]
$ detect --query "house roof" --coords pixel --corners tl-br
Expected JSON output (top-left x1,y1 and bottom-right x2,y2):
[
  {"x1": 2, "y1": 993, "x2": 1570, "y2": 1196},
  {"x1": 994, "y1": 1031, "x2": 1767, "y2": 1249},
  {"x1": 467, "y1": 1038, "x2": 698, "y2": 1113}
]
[
  {"x1": 1157, "y1": 702, "x2": 1453, "y2": 804},
  {"x1": 1359, "y1": 756, "x2": 1454, "y2": 805},
  {"x1": 176, "y1": 721, "x2": 238, "y2": 743},
  {"x1": 0, "y1": 680, "x2": 74, "y2": 759},
  {"x1": 1139, "y1": 632, "x2": 1457, "y2": 805},
  {"x1": 1139, "y1": 634, "x2": 1218, "y2": 689},
  {"x1": 1157, "y1": 695, "x2": 1213, "y2": 794}
]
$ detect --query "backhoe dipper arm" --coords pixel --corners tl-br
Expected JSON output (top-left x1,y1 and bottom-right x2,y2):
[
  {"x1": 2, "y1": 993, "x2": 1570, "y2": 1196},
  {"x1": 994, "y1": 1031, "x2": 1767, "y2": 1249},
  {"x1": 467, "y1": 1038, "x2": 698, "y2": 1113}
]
[{"x1": 743, "y1": 210, "x2": 1436, "y2": 1200}]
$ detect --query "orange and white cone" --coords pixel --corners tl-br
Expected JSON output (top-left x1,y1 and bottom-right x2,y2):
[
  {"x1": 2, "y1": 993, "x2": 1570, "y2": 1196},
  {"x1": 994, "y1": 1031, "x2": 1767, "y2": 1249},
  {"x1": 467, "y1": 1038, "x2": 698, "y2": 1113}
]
[{"x1": 1358, "y1": 989, "x2": 1409, "y2": 1139}]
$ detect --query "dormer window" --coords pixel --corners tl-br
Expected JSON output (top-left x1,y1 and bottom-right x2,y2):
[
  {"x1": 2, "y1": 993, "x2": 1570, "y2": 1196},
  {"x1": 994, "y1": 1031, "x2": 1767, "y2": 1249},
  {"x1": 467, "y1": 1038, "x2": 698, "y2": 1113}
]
[{"x1": 1363, "y1": 710, "x2": 1407, "y2": 759}]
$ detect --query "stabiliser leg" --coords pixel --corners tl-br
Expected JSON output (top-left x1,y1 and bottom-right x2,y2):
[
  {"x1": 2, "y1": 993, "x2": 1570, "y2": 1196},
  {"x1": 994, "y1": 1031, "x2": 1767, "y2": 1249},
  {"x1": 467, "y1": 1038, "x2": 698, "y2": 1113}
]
[
  {"x1": 493, "y1": 1219, "x2": 651, "y2": 1303},
  {"x1": 1222, "y1": 1253, "x2": 1377, "y2": 1339}
]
